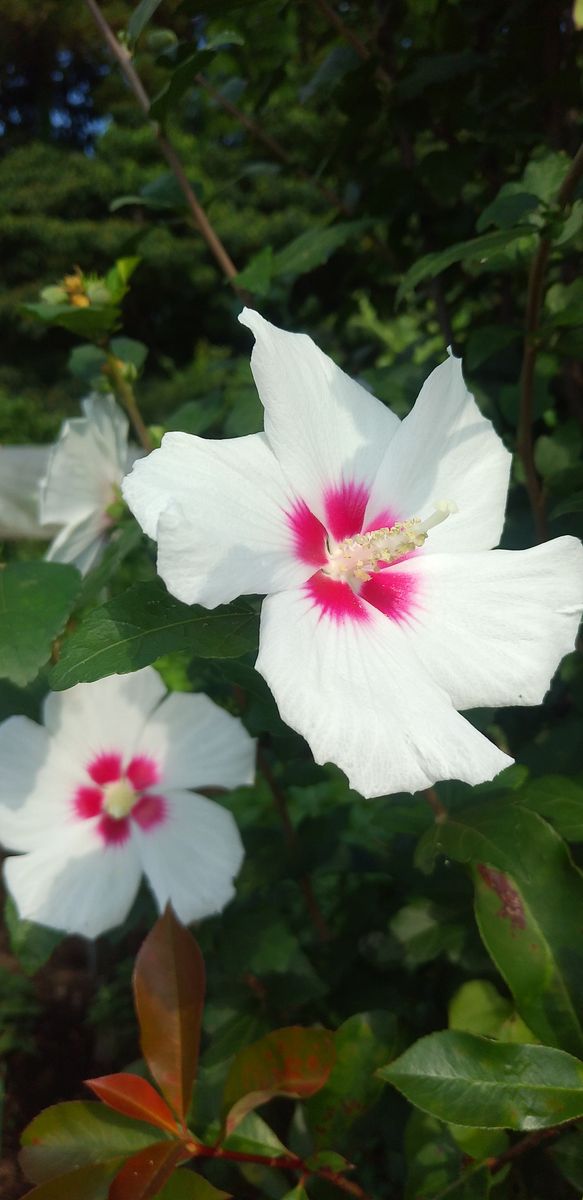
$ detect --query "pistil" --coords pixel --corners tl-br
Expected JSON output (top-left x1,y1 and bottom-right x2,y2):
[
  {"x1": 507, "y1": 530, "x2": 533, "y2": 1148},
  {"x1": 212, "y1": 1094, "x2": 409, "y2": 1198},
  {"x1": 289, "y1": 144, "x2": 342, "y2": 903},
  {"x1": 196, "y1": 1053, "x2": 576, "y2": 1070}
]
[
  {"x1": 324, "y1": 500, "x2": 457, "y2": 584},
  {"x1": 102, "y1": 778, "x2": 137, "y2": 819}
]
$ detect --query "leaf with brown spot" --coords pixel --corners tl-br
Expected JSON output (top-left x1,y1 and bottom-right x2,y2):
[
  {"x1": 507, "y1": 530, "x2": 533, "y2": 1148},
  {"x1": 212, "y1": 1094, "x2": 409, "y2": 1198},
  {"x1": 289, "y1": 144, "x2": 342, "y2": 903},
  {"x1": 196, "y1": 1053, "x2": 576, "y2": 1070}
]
[
  {"x1": 223, "y1": 1026, "x2": 335, "y2": 1135},
  {"x1": 86, "y1": 1074, "x2": 180, "y2": 1135},
  {"x1": 133, "y1": 907, "x2": 205, "y2": 1124},
  {"x1": 108, "y1": 1140, "x2": 188, "y2": 1200}
]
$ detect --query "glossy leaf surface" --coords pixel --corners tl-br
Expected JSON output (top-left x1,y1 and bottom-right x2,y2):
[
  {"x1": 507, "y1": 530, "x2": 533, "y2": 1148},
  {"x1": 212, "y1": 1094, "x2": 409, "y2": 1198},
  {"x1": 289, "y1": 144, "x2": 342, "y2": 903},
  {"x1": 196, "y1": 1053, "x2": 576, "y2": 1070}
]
[
  {"x1": 134, "y1": 907, "x2": 205, "y2": 1124},
  {"x1": 223, "y1": 1026, "x2": 335, "y2": 1134}
]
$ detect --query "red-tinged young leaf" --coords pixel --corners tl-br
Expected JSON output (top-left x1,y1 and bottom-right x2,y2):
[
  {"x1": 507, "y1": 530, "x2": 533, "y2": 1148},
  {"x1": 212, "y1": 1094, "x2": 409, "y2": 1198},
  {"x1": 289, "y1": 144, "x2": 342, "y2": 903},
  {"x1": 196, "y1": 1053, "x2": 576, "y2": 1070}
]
[
  {"x1": 108, "y1": 1140, "x2": 188, "y2": 1200},
  {"x1": 86, "y1": 1074, "x2": 180, "y2": 1135},
  {"x1": 156, "y1": 1170, "x2": 232, "y2": 1199},
  {"x1": 20, "y1": 1102, "x2": 168, "y2": 1184},
  {"x1": 223, "y1": 1026, "x2": 336, "y2": 1135},
  {"x1": 133, "y1": 906, "x2": 205, "y2": 1124},
  {"x1": 23, "y1": 1161, "x2": 121, "y2": 1200}
]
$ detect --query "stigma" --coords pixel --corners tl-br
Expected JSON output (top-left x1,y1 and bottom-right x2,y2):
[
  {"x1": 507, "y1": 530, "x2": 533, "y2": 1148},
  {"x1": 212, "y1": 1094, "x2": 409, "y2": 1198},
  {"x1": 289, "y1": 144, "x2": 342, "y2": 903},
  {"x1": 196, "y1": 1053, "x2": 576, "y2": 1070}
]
[
  {"x1": 324, "y1": 500, "x2": 457, "y2": 584},
  {"x1": 102, "y1": 778, "x2": 137, "y2": 819}
]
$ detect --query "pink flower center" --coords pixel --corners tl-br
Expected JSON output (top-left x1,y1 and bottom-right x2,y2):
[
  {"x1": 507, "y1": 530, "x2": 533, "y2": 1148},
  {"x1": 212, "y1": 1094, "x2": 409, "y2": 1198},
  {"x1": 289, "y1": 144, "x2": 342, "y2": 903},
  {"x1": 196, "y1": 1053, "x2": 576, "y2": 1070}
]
[
  {"x1": 286, "y1": 482, "x2": 455, "y2": 625},
  {"x1": 74, "y1": 752, "x2": 167, "y2": 846}
]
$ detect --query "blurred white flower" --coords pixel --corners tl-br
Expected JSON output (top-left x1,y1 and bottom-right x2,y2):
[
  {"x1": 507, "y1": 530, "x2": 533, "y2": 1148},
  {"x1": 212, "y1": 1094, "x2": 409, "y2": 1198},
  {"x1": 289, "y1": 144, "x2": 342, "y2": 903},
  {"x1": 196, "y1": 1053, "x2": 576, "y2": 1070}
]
[
  {"x1": 40, "y1": 393, "x2": 136, "y2": 574},
  {"x1": 0, "y1": 446, "x2": 55, "y2": 540},
  {"x1": 0, "y1": 667, "x2": 254, "y2": 937},
  {"x1": 123, "y1": 309, "x2": 583, "y2": 799}
]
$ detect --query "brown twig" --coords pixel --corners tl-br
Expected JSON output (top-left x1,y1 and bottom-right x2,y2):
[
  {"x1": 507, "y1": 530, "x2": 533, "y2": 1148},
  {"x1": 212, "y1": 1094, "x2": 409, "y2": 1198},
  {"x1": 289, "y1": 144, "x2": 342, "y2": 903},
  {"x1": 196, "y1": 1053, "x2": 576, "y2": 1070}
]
[
  {"x1": 517, "y1": 140, "x2": 583, "y2": 542},
  {"x1": 258, "y1": 749, "x2": 332, "y2": 943},
  {"x1": 192, "y1": 1141, "x2": 371, "y2": 1199},
  {"x1": 196, "y1": 73, "x2": 352, "y2": 215},
  {"x1": 312, "y1": 0, "x2": 392, "y2": 89},
  {"x1": 424, "y1": 787, "x2": 447, "y2": 821},
  {"x1": 432, "y1": 1123, "x2": 571, "y2": 1198},
  {"x1": 84, "y1": 0, "x2": 248, "y2": 301}
]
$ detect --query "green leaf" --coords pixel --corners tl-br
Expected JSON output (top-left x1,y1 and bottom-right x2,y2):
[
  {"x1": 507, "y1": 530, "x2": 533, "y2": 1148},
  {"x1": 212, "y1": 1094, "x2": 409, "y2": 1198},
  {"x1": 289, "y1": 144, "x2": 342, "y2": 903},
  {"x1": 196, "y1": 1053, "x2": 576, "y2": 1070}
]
[
  {"x1": 556, "y1": 198, "x2": 583, "y2": 245},
  {"x1": 417, "y1": 802, "x2": 583, "y2": 1056},
  {"x1": 551, "y1": 492, "x2": 583, "y2": 518},
  {"x1": 223, "y1": 1026, "x2": 336, "y2": 1134},
  {"x1": 5, "y1": 896, "x2": 62, "y2": 976},
  {"x1": 22, "y1": 301, "x2": 120, "y2": 338},
  {"x1": 476, "y1": 185, "x2": 540, "y2": 232},
  {"x1": 20, "y1": 1102, "x2": 167, "y2": 1183},
  {"x1": 379, "y1": 1030, "x2": 583, "y2": 1129},
  {"x1": 110, "y1": 337, "x2": 148, "y2": 373},
  {"x1": 222, "y1": 1111, "x2": 289, "y2": 1158},
  {"x1": 68, "y1": 344, "x2": 108, "y2": 382},
  {"x1": 390, "y1": 900, "x2": 465, "y2": 969},
  {"x1": 396, "y1": 227, "x2": 536, "y2": 304},
  {"x1": 404, "y1": 1110, "x2": 492, "y2": 1200},
  {"x1": 108, "y1": 1140, "x2": 186, "y2": 1200},
  {"x1": 157, "y1": 1172, "x2": 231, "y2": 1200},
  {"x1": 0, "y1": 562, "x2": 81, "y2": 686},
  {"x1": 550, "y1": 1127, "x2": 583, "y2": 1191},
  {"x1": 272, "y1": 220, "x2": 372, "y2": 280},
  {"x1": 128, "y1": 0, "x2": 164, "y2": 47},
  {"x1": 76, "y1": 522, "x2": 143, "y2": 610},
  {"x1": 23, "y1": 1162, "x2": 121, "y2": 1200},
  {"x1": 205, "y1": 29, "x2": 244, "y2": 50},
  {"x1": 448, "y1": 980, "x2": 536, "y2": 1045},
  {"x1": 523, "y1": 150, "x2": 570, "y2": 202},
  {"x1": 134, "y1": 908, "x2": 206, "y2": 1125},
  {"x1": 48, "y1": 581, "x2": 259, "y2": 689},
  {"x1": 305, "y1": 1012, "x2": 399, "y2": 1150},
  {"x1": 150, "y1": 34, "x2": 241, "y2": 123},
  {"x1": 518, "y1": 775, "x2": 583, "y2": 840},
  {"x1": 235, "y1": 247, "x2": 274, "y2": 296}
]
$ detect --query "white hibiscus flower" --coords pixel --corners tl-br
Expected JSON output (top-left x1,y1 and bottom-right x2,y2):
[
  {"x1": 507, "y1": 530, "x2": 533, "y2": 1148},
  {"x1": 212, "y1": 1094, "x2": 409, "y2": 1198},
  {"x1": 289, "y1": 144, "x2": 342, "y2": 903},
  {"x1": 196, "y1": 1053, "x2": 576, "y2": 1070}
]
[
  {"x1": 122, "y1": 310, "x2": 583, "y2": 799},
  {"x1": 0, "y1": 445, "x2": 55, "y2": 540},
  {"x1": 0, "y1": 668, "x2": 254, "y2": 937},
  {"x1": 40, "y1": 393, "x2": 136, "y2": 574}
]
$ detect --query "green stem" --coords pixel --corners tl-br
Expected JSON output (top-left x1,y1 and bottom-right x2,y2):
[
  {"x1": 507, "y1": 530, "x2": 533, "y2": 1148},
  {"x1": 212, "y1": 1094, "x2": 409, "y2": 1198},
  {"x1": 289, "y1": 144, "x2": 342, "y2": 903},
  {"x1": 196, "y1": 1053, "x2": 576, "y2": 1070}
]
[{"x1": 106, "y1": 354, "x2": 153, "y2": 452}]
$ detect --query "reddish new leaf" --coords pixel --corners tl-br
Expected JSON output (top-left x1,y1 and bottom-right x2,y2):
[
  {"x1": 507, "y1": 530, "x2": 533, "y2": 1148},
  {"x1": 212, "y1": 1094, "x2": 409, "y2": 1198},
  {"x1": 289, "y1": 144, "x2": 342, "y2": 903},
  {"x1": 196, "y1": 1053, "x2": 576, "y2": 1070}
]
[
  {"x1": 108, "y1": 1140, "x2": 188, "y2": 1200},
  {"x1": 86, "y1": 1074, "x2": 180, "y2": 1136},
  {"x1": 133, "y1": 906, "x2": 205, "y2": 1124},
  {"x1": 223, "y1": 1026, "x2": 336, "y2": 1135}
]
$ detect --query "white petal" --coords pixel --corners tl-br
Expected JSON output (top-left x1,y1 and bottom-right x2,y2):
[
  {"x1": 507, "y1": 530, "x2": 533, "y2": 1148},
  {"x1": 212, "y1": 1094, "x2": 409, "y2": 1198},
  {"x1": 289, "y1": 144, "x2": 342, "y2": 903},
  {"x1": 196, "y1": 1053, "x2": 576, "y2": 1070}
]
[
  {"x1": 45, "y1": 513, "x2": 107, "y2": 574},
  {"x1": 364, "y1": 353, "x2": 511, "y2": 552},
  {"x1": 256, "y1": 587, "x2": 512, "y2": 798},
  {"x1": 4, "y1": 822, "x2": 142, "y2": 938},
  {"x1": 124, "y1": 430, "x2": 310, "y2": 607},
  {"x1": 0, "y1": 716, "x2": 77, "y2": 851},
  {"x1": 134, "y1": 790, "x2": 244, "y2": 924},
  {"x1": 81, "y1": 393, "x2": 129, "y2": 469},
  {"x1": 390, "y1": 536, "x2": 583, "y2": 709},
  {"x1": 0, "y1": 446, "x2": 55, "y2": 540},
  {"x1": 43, "y1": 668, "x2": 167, "y2": 769},
  {"x1": 139, "y1": 692, "x2": 255, "y2": 791},
  {"x1": 40, "y1": 395, "x2": 126, "y2": 529},
  {"x1": 239, "y1": 308, "x2": 400, "y2": 522}
]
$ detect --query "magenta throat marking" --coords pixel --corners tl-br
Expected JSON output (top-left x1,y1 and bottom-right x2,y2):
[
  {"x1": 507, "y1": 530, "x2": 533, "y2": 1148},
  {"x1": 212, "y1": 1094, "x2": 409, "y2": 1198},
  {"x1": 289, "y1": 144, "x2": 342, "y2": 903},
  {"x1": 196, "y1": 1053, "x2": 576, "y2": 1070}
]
[
  {"x1": 286, "y1": 479, "x2": 419, "y2": 625},
  {"x1": 74, "y1": 752, "x2": 166, "y2": 845}
]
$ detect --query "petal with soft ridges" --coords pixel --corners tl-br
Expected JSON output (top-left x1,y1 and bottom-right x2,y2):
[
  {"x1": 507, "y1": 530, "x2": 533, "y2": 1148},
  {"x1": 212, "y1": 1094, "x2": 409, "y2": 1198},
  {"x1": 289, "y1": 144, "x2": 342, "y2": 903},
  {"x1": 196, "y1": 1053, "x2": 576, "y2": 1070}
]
[
  {"x1": 388, "y1": 536, "x2": 583, "y2": 709},
  {"x1": 125, "y1": 431, "x2": 310, "y2": 607},
  {"x1": 43, "y1": 668, "x2": 166, "y2": 768},
  {"x1": 134, "y1": 790, "x2": 244, "y2": 924},
  {"x1": 0, "y1": 717, "x2": 77, "y2": 851},
  {"x1": 45, "y1": 512, "x2": 107, "y2": 574},
  {"x1": 0, "y1": 446, "x2": 54, "y2": 540},
  {"x1": 4, "y1": 823, "x2": 142, "y2": 938},
  {"x1": 364, "y1": 354, "x2": 511, "y2": 552},
  {"x1": 81, "y1": 394, "x2": 129, "y2": 470},
  {"x1": 239, "y1": 309, "x2": 400, "y2": 523},
  {"x1": 40, "y1": 400, "x2": 124, "y2": 530},
  {"x1": 138, "y1": 692, "x2": 255, "y2": 791},
  {"x1": 256, "y1": 587, "x2": 512, "y2": 798}
]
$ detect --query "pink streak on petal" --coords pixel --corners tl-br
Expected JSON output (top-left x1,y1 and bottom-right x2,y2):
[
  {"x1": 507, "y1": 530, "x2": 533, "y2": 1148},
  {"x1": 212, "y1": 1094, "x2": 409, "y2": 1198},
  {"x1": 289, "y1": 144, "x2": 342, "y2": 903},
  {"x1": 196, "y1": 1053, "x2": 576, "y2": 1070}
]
[
  {"x1": 126, "y1": 755, "x2": 160, "y2": 791},
  {"x1": 98, "y1": 814, "x2": 131, "y2": 846},
  {"x1": 324, "y1": 480, "x2": 370, "y2": 540},
  {"x1": 132, "y1": 793, "x2": 167, "y2": 832},
  {"x1": 360, "y1": 569, "x2": 418, "y2": 623},
  {"x1": 286, "y1": 499, "x2": 327, "y2": 566},
  {"x1": 88, "y1": 752, "x2": 123, "y2": 785},
  {"x1": 306, "y1": 572, "x2": 370, "y2": 623},
  {"x1": 74, "y1": 785, "x2": 103, "y2": 820},
  {"x1": 362, "y1": 508, "x2": 399, "y2": 534}
]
